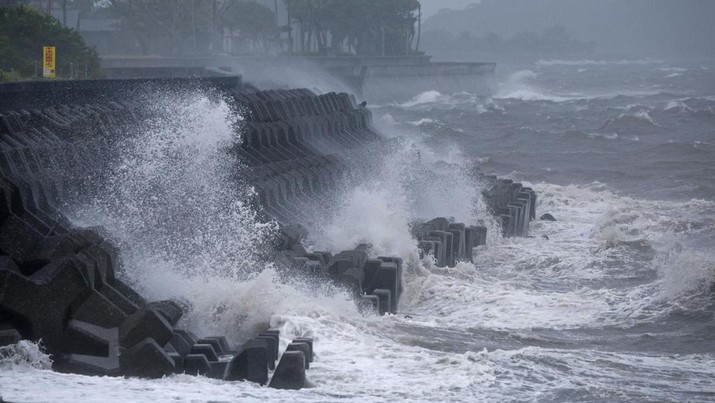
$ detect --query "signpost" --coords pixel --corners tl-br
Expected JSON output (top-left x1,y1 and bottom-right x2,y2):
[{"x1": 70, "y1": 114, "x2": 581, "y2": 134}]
[{"x1": 43, "y1": 46, "x2": 55, "y2": 78}]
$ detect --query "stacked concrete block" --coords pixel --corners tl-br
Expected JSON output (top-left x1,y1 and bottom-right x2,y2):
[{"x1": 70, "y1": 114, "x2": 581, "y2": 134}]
[
  {"x1": 0, "y1": 174, "x2": 314, "y2": 383},
  {"x1": 0, "y1": 90, "x2": 317, "y2": 388},
  {"x1": 230, "y1": 89, "x2": 378, "y2": 228},
  {"x1": 480, "y1": 177, "x2": 537, "y2": 237},
  {"x1": 1, "y1": 77, "x2": 537, "y2": 388},
  {"x1": 282, "y1": 246, "x2": 397, "y2": 316},
  {"x1": 412, "y1": 217, "x2": 489, "y2": 268}
]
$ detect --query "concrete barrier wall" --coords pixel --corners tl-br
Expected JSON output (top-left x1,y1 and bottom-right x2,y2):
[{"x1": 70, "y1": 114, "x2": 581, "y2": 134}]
[
  {"x1": 0, "y1": 78, "x2": 313, "y2": 386},
  {"x1": 0, "y1": 77, "x2": 534, "y2": 386}
]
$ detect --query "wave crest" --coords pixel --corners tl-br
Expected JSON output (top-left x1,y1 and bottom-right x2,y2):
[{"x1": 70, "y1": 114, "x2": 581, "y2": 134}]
[
  {"x1": 0, "y1": 340, "x2": 52, "y2": 370},
  {"x1": 536, "y1": 59, "x2": 662, "y2": 67}
]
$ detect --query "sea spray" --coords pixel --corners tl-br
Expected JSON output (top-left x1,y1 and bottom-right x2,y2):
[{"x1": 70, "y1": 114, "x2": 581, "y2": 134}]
[
  {"x1": 0, "y1": 341, "x2": 52, "y2": 370},
  {"x1": 63, "y1": 90, "x2": 288, "y2": 341},
  {"x1": 494, "y1": 70, "x2": 569, "y2": 102}
]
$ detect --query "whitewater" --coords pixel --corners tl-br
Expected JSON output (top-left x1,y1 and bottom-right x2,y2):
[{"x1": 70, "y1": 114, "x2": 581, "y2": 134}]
[{"x1": 2, "y1": 58, "x2": 715, "y2": 402}]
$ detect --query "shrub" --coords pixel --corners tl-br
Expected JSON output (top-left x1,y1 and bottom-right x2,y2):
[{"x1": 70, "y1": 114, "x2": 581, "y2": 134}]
[{"x1": 0, "y1": 5, "x2": 101, "y2": 80}]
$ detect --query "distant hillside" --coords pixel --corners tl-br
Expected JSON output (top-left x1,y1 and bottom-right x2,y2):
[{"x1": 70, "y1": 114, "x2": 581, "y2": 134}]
[{"x1": 422, "y1": 0, "x2": 715, "y2": 58}]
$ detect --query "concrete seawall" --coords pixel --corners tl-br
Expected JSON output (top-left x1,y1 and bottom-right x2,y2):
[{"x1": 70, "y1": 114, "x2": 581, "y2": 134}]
[
  {"x1": 0, "y1": 77, "x2": 533, "y2": 386},
  {"x1": 99, "y1": 55, "x2": 495, "y2": 102}
]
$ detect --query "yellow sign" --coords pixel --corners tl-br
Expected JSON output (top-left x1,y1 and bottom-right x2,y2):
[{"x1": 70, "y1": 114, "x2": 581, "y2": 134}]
[{"x1": 43, "y1": 46, "x2": 55, "y2": 78}]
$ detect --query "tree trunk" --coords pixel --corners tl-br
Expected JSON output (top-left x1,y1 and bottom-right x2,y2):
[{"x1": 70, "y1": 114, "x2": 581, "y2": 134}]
[
  {"x1": 381, "y1": 26, "x2": 385, "y2": 56},
  {"x1": 416, "y1": 4, "x2": 421, "y2": 52},
  {"x1": 287, "y1": 9, "x2": 293, "y2": 53},
  {"x1": 191, "y1": 0, "x2": 197, "y2": 54},
  {"x1": 210, "y1": 0, "x2": 217, "y2": 52}
]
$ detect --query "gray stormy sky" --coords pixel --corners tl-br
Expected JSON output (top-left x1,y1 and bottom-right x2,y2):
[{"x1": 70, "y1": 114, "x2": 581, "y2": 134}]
[{"x1": 420, "y1": 0, "x2": 715, "y2": 58}]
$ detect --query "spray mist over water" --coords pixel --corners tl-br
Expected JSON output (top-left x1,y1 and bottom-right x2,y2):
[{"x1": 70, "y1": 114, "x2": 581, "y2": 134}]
[
  {"x1": 306, "y1": 129, "x2": 486, "y2": 254},
  {"x1": 494, "y1": 70, "x2": 571, "y2": 102},
  {"x1": 302, "y1": 120, "x2": 506, "y2": 314},
  {"x1": 0, "y1": 341, "x2": 52, "y2": 370},
  {"x1": 63, "y1": 91, "x2": 314, "y2": 341},
  {"x1": 230, "y1": 60, "x2": 354, "y2": 96},
  {"x1": 74, "y1": 91, "x2": 277, "y2": 280},
  {"x1": 57, "y1": 87, "x2": 499, "y2": 342}
]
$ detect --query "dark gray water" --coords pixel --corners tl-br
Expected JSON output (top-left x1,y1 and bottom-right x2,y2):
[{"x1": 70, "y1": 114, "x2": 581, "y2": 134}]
[{"x1": 367, "y1": 58, "x2": 715, "y2": 401}]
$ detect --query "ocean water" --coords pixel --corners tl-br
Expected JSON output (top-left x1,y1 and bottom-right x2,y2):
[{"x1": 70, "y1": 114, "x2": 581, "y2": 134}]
[{"x1": 2, "y1": 59, "x2": 715, "y2": 402}]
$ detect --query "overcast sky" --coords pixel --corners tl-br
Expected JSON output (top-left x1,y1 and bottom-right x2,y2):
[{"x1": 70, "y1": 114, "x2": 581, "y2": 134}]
[
  {"x1": 419, "y1": 0, "x2": 478, "y2": 20},
  {"x1": 420, "y1": 0, "x2": 715, "y2": 58}
]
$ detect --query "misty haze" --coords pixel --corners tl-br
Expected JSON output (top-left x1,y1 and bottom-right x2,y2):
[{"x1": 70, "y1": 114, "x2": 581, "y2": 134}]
[{"x1": 1, "y1": 1, "x2": 714, "y2": 402}]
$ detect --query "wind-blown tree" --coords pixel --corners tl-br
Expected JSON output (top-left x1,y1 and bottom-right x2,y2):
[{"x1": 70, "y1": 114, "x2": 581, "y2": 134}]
[
  {"x1": 108, "y1": 0, "x2": 215, "y2": 55},
  {"x1": 107, "y1": 0, "x2": 278, "y2": 55},
  {"x1": 220, "y1": 0, "x2": 277, "y2": 53},
  {"x1": 284, "y1": 0, "x2": 420, "y2": 56},
  {"x1": 0, "y1": 5, "x2": 101, "y2": 80}
]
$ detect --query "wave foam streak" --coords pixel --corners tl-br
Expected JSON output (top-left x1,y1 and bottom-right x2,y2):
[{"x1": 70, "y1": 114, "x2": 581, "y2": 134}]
[{"x1": 398, "y1": 181, "x2": 715, "y2": 332}]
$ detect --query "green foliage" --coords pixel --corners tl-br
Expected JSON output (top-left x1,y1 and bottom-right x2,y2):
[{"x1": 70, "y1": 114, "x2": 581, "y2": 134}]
[{"x1": 0, "y1": 5, "x2": 101, "y2": 80}]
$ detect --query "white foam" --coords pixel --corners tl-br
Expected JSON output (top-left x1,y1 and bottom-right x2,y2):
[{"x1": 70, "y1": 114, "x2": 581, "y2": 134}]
[
  {"x1": 633, "y1": 110, "x2": 656, "y2": 125},
  {"x1": 600, "y1": 110, "x2": 658, "y2": 132},
  {"x1": 587, "y1": 132, "x2": 619, "y2": 140},
  {"x1": 307, "y1": 132, "x2": 484, "y2": 259},
  {"x1": 398, "y1": 181, "x2": 715, "y2": 332},
  {"x1": 536, "y1": 59, "x2": 663, "y2": 67},
  {"x1": 393, "y1": 90, "x2": 490, "y2": 111},
  {"x1": 494, "y1": 70, "x2": 569, "y2": 102},
  {"x1": 665, "y1": 100, "x2": 694, "y2": 112},
  {"x1": 0, "y1": 340, "x2": 52, "y2": 370},
  {"x1": 308, "y1": 185, "x2": 417, "y2": 258},
  {"x1": 400, "y1": 90, "x2": 444, "y2": 107},
  {"x1": 660, "y1": 67, "x2": 687, "y2": 73},
  {"x1": 7, "y1": 78, "x2": 715, "y2": 402},
  {"x1": 407, "y1": 118, "x2": 437, "y2": 126},
  {"x1": 488, "y1": 347, "x2": 715, "y2": 400},
  {"x1": 65, "y1": 91, "x2": 285, "y2": 340}
]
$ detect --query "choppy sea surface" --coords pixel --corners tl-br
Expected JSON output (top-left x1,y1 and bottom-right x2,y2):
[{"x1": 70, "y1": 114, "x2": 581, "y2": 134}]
[{"x1": 2, "y1": 58, "x2": 715, "y2": 402}]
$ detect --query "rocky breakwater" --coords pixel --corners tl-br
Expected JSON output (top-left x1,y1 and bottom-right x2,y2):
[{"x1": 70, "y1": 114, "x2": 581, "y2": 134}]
[
  {"x1": 0, "y1": 77, "x2": 537, "y2": 387},
  {"x1": 407, "y1": 177, "x2": 535, "y2": 269},
  {"x1": 228, "y1": 87, "x2": 536, "y2": 306},
  {"x1": 230, "y1": 88, "x2": 405, "y2": 315},
  {"x1": 0, "y1": 78, "x2": 310, "y2": 388}
]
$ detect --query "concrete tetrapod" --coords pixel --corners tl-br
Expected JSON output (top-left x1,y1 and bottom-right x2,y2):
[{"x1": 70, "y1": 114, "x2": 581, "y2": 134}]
[{"x1": 269, "y1": 350, "x2": 306, "y2": 390}]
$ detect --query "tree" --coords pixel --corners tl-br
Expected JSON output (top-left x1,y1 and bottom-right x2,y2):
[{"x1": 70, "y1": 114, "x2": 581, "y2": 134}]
[
  {"x1": 108, "y1": 0, "x2": 216, "y2": 56},
  {"x1": 221, "y1": 0, "x2": 277, "y2": 52},
  {"x1": 0, "y1": 5, "x2": 101, "y2": 80},
  {"x1": 283, "y1": 0, "x2": 420, "y2": 56}
]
